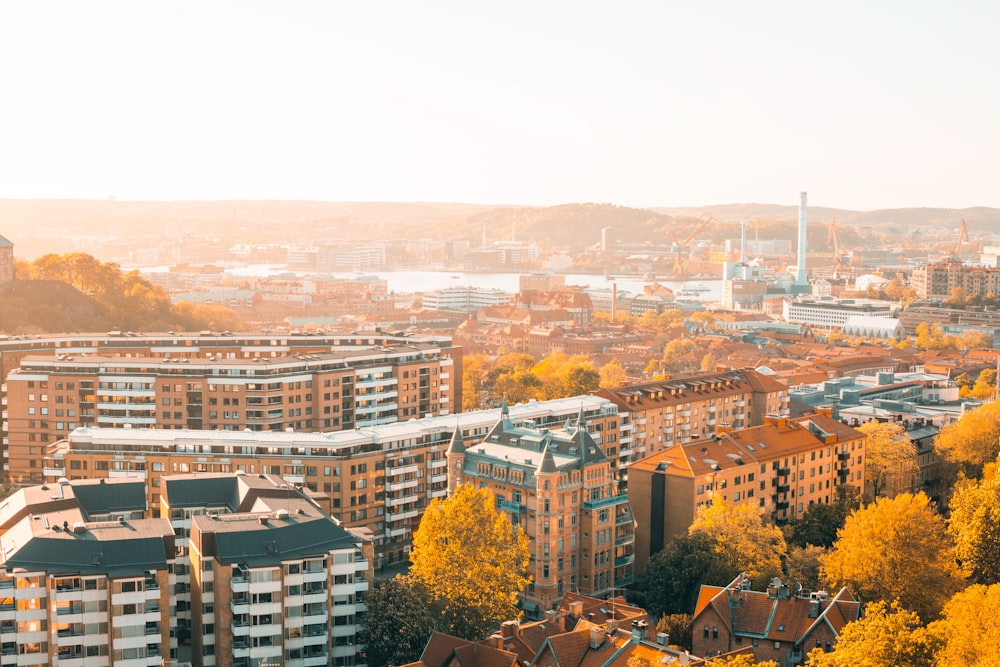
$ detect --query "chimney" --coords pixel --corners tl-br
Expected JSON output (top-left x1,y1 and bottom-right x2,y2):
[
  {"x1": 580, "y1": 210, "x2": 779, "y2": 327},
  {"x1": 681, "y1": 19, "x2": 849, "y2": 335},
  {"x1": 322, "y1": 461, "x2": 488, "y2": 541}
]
[
  {"x1": 501, "y1": 620, "x2": 520, "y2": 639},
  {"x1": 796, "y1": 191, "x2": 808, "y2": 286},
  {"x1": 656, "y1": 632, "x2": 669, "y2": 646},
  {"x1": 569, "y1": 601, "x2": 584, "y2": 619},
  {"x1": 631, "y1": 620, "x2": 648, "y2": 643},
  {"x1": 605, "y1": 618, "x2": 619, "y2": 635},
  {"x1": 545, "y1": 609, "x2": 557, "y2": 624},
  {"x1": 589, "y1": 625, "x2": 604, "y2": 649}
]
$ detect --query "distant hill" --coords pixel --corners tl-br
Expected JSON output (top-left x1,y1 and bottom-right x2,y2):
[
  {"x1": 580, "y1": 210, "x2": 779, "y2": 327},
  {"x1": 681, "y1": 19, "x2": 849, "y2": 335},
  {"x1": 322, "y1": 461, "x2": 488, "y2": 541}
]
[
  {"x1": 0, "y1": 279, "x2": 114, "y2": 334},
  {"x1": 652, "y1": 203, "x2": 1000, "y2": 234}
]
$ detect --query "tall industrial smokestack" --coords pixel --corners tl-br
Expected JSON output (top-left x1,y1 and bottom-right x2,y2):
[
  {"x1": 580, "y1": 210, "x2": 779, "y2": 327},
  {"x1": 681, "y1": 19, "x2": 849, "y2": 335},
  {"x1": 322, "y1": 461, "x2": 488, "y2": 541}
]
[{"x1": 796, "y1": 192, "x2": 808, "y2": 285}]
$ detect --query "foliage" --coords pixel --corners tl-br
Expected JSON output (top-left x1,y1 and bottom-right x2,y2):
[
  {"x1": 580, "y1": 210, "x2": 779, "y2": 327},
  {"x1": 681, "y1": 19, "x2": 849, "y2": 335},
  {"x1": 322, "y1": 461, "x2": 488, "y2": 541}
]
[
  {"x1": 820, "y1": 493, "x2": 966, "y2": 621},
  {"x1": 784, "y1": 545, "x2": 827, "y2": 593},
  {"x1": 646, "y1": 338, "x2": 697, "y2": 377},
  {"x1": 805, "y1": 601, "x2": 940, "y2": 667},
  {"x1": 532, "y1": 353, "x2": 600, "y2": 400},
  {"x1": 935, "y1": 399, "x2": 1000, "y2": 477},
  {"x1": 599, "y1": 357, "x2": 628, "y2": 388},
  {"x1": 787, "y1": 486, "x2": 862, "y2": 549},
  {"x1": 461, "y1": 354, "x2": 491, "y2": 411},
  {"x1": 947, "y1": 464, "x2": 1000, "y2": 584},
  {"x1": 856, "y1": 420, "x2": 917, "y2": 497},
  {"x1": 6, "y1": 252, "x2": 245, "y2": 333},
  {"x1": 959, "y1": 330, "x2": 995, "y2": 350},
  {"x1": 690, "y1": 497, "x2": 786, "y2": 580},
  {"x1": 926, "y1": 583, "x2": 1000, "y2": 666},
  {"x1": 359, "y1": 576, "x2": 439, "y2": 667},
  {"x1": 959, "y1": 368, "x2": 997, "y2": 400},
  {"x1": 914, "y1": 322, "x2": 961, "y2": 351},
  {"x1": 409, "y1": 484, "x2": 531, "y2": 639},
  {"x1": 655, "y1": 614, "x2": 693, "y2": 651},
  {"x1": 704, "y1": 655, "x2": 776, "y2": 667},
  {"x1": 486, "y1": 353, "x2": 542, "y2": 406},
  {"x1": 645, "y1": 532, "x2": 737, "y2": 616},
  {"x1": 700, "y1": 352, "x2": 716, "y2": 372}
]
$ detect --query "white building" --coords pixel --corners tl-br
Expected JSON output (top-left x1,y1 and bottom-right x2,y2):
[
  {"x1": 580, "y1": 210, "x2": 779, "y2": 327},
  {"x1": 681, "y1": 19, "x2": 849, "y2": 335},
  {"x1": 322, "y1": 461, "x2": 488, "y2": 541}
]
[
  {"x1": 421, "y1": 286, "x2": 515, "y2": 311},
  {"x1": 782, "y1": 296, "x2": 895, "y2": 329}
]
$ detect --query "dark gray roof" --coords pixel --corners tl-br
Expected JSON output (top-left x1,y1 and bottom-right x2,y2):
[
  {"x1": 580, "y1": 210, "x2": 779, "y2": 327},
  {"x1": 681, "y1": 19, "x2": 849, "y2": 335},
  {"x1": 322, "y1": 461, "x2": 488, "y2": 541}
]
[
  {"x1": 537, "y1": 441, "x2": 557, "y2": 474},
  {"x1": 448, "y1": 425, "x2": 466, "y2": 455},
  {"x1": 162, "y1": 475, "x2": 241, "y2": 509},
  {"x1": 199, "y1": 515, "x2": 358, "y2": 566},
  {"x1": 3, "y1": 520, "x2": 172, "y2": 576},
  {"x1": 71, "y1": 480, "x2": 147, "y2": 517},
  {"x1": 0, "y1": 235, "x2": 11, "y2": 247}
]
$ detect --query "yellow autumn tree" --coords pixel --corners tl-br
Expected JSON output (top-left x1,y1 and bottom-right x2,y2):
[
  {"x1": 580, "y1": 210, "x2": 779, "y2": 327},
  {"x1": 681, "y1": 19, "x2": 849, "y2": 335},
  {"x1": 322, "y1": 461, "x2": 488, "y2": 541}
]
[
  {"x1": 935, "y1": 399, "x2": 1000, "y2": 477},
  {"x1": 599, "y1": 358, "x2": 628, "y2": 388},
  {"x1": 805, "y1": 601, "x2": 940, "y2": 667},
  {"x1": 820, "y1": 493, "x2": 966, "y2": 622},
  {"x1": 689, "y1": 497, "x2": 786, "y2": 580},
  {"x1": 856, "y1": 420, "x2": 917, "y2": 497},
  {"x1": 927, "y1": 583, "x2": 1000, "y2": 666},
  {"x1": 409, "y1": 483, "x2": 531, "y2": 639},
  {"x1": 947, "y1": 461, "x2": 1000, "y2": 584}
]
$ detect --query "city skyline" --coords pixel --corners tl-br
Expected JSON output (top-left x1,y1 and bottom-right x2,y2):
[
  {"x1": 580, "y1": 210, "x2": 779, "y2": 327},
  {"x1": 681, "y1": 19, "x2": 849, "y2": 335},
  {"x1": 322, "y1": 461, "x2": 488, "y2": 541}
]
[{"x1": 1, "y1": 2, "x2": 998, "y2": 211}]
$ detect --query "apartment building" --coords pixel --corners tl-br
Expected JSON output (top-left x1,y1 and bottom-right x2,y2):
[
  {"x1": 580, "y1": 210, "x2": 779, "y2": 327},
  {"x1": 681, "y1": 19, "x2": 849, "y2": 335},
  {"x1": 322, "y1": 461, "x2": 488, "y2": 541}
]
[
  {"x1": 0, "y1": 478, "x2": 177, "y2": 666},
  {"x1": 0, "y1": 331, "x2": 462, "y2": 475},
  {"x1": 911, "y1": 260, "x2": 1000, "y2": 299},
  {"x1": 446, "y1": 403, "x2": 635, "y2": 614},
  {"x1": 627, "y1": 413, "x2": 865, "y2": 573},
  {"x1": 782, "y1": 296, "x2": 895, "y2": 329},
  {"x1": 593, "y1": 369, "x2": 790, "y2": 476},
  {"x1": 168, "y1": 473, "x2": 373, "y2": 667},
  {"x1": 39, "y1": 396, "x2": 622, "y2": 571},
  {"x1": 6, "y1": 339, "x2": 459, "y2": 482}
]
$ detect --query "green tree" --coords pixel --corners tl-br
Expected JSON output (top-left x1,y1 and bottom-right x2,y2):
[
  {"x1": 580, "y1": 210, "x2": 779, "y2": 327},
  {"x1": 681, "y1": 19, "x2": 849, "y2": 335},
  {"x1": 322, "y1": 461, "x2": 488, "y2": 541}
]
[
  {"x1": 935, "y1": 399, "x2": 1000, "y2": 477},
  {"x1": 784, "y1": 544, "x2": 826, "y2": 593},
  {"x1": 788, "y1": 486, "x2": 862, "y2": 549},
  {"x1": 645, "y1": 532, "x2": 737, "y2": 616},
  {"x1": 690, "y1": 497, "x2": 786, "y2": 580},
  {"x1": 947, "y1": 463, "x2": 1000, "y2": 584},
  {"x1": 820, "y1": 493, "x2": 966, "y2": 621},
  {"x1": 805, "y1": 601, "x2": 940, "y2": 667},
  {"x1": 856, "y1": 420, "x2": 917, "y2": 497},
  {"x1": 655, "y1": 614, "x2": 693, "y2": 651},
  {"x1": 409, "y1": 484, "x2": 531, "y2": 639},
  {"x1": 927, "y1": 583, "x2": 1000, "y2": 666},
  {"x1": 359, "y1": 576, "x2": 440, "y2": 667}
]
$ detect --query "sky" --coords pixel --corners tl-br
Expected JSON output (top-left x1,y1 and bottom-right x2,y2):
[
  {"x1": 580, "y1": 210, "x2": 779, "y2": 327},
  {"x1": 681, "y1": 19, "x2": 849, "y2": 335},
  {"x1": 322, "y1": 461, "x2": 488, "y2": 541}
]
[{"x1": 1, "y1": 1, "x2": 997, "y2": 210}]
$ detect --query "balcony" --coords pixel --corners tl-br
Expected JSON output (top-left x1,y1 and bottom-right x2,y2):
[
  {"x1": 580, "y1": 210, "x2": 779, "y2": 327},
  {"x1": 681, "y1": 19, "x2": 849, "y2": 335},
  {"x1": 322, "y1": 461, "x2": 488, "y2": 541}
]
[
  {"x1": 499, "y1": 500, "x2": 524, "y2": 513},
  {"x1": 776, "y1": 467, "x2": 791, "y2": 477},
  {"x1": 615, "y1": 554, "x2": 634, "y2": 568},
  {"x1": 838, "y1": 452, "x2": 850, "y2": 461},
  {"x1": 583, "y1": 493, "x2": 629, "y2": 511},
  {"x1": 386, "y1": 478, "x2": 419, "y2": 492},
  {"x1": 43, "y1": 466, "x2": 66, "y2": 477},
  {"x1": 775, "y1": 501, "x2": 789, "y2": 510},
  {"x1": 776, "y1": 484, "x2": 790, "y2": 494}
]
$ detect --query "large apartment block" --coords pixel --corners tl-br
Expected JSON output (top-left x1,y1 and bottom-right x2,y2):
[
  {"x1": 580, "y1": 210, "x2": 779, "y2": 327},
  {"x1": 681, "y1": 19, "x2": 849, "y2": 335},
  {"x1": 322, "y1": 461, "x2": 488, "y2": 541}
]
[
  {"x1": 163, "y1": 473, "x2": 373, "y2": 667},
  {"x1": 0, "y1": 473, "x2": 371, "y2": 667},
  {"x1": 627, "y1": 412, "x2": 865, "y2": 574},
  {"x1": 39, "y1": 396, "x2": 621, "y2": 571},
  {"x1": 0, "y1": 478, "x2": 177, "y2": 666},
  {"x1": 5, "y1": 337, "x2": 459, "y2": 482},
  {"x1": 447, "y1": 403, "x2": 635, "y2": 614},
  {"x1": 593, "y1": 369, "x2": 790, "y2": 475},
  {"x1": 911, "y1": 260, "x2": 1000, "y2": 299}
]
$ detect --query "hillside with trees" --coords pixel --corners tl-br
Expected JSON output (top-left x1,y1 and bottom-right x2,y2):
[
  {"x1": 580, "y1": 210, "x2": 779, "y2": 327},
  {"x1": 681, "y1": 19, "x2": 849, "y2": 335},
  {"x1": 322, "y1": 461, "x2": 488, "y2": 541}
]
[{"x1": 1, "y1": 252, "x2": 243, "y2": 334}]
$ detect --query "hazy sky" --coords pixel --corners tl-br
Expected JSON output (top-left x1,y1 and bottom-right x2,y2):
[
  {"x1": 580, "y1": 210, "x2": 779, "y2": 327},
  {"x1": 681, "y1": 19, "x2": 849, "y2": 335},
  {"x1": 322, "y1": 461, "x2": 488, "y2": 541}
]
[{"x1": 1, "y1": 1, "x2": 997, "y2": 210}]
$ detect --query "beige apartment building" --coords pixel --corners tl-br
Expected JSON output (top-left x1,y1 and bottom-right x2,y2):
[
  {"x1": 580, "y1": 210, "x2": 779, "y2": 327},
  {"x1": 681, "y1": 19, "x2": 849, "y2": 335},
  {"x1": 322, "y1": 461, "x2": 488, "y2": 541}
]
[
  {"x1": 593, "y1": 369, "x2": 790, "y2": 476},
  {"x1": 627, "y1": 412, "x2": 865, "y2": 573},
  {"x1": 0, "y1": 331, "x2": 462, "y2": 477},
  {"x1": 39, "y1": 396, "x2": 622, "y2": 572},
  {"x1": 5, "y1": 338, "x2": 459, "y2": 483},
  {"x1": 911, "y1": 260, "x2": 1000, "y2": 300}
]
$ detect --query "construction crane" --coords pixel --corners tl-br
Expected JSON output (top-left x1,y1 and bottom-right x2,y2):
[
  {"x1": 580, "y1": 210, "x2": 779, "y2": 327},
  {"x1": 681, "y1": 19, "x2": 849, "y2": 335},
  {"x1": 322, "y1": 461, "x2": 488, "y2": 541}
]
[
  {"x1": 955, "y1": 219, "x2": 969, "y2": 258},
  {"x1": 827, "y1": 218, "x2": 843, "y2": 266},
  {"x1": 671, "y1": 214, "x2": 715, "y2": 276}
]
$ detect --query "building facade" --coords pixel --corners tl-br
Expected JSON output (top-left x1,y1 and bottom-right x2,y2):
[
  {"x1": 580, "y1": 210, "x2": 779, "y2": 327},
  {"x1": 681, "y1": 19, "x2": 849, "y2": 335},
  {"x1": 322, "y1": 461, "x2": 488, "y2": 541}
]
[
  {"x1": 446, "y1": 403, "x2": 635, "y2": 614},
  {"x1": 593, "y1": 369, "x2": 790, "y2": 481},
  {"x1": 5, "y1": 337, "x2": 459, "y2": 482},
  {"x1": 782, "y1": 297, "x2": 895, "y2": 329},
  {"x1": 627, "y1": 413, "x2": 865, "y2": 574},
  {"x1": 911, "y1": 260, "x2": 1000, "y2": 300},
  {"x1": 39, "y1": 396, "x2": 622, "y2": 572}
]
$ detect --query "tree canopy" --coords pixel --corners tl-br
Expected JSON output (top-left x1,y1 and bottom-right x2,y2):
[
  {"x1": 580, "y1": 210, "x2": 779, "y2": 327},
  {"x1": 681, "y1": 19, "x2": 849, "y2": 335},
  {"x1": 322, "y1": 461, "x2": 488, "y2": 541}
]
[
  {"x1": 359, "y1": 576, "x2": 439, "y2": 667},
  {"x1": 645, "y1": 532, "x2": 737, "y2": 616},
  {"x1": 947, "y1": 461, "x2": 1000, "y2": 584},
  {"x1": 934, "y1": 399, "x2": 1000, "y2": 477},
  {"x1": 409, "y1": 483, "x2": 531, "y2": 639},
  {"x1": 805, "y1": 601, "x2": 940, "y2": 667},
  {"x1": 787, "y1": 486, "x2": 862, "y2": 549},
  {"x1": 820, "y1": 493, "x2": 966, "y2": 621},
  {"x1": 690, "y1": 497, "x2": 786, "y2": 581},
  {"x1": 927, "y1": 583, "x2": 1000, "y2": 666},
  {"x1": 856, "y1": 420, "x2": 917, "y2": 498}
]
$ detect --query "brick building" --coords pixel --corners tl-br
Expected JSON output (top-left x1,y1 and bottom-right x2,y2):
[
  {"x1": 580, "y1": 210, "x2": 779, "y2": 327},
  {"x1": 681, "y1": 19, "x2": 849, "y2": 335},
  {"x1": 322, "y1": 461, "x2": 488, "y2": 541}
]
[{"x1": 627, "y1": 413, "x2": 865, "y2": 574}]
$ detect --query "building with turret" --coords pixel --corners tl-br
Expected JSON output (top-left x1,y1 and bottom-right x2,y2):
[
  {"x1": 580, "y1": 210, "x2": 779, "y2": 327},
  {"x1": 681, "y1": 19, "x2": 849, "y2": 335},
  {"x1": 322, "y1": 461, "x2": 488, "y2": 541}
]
[{"x1": 446, "y1": 401, "x2": 635, "y2": 616}]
